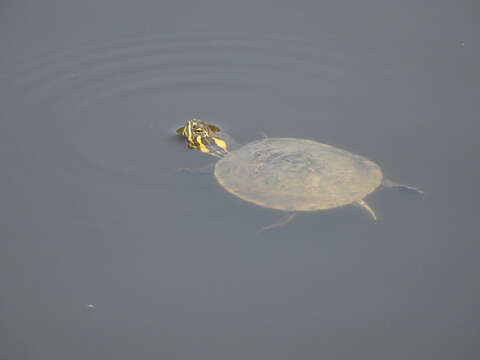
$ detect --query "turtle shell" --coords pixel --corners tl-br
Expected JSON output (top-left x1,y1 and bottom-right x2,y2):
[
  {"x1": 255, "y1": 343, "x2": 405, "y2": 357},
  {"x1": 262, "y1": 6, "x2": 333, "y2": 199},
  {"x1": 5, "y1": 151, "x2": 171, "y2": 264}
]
[{"x1": 214, "y1": 138, "x2": 383, "y2": 211}]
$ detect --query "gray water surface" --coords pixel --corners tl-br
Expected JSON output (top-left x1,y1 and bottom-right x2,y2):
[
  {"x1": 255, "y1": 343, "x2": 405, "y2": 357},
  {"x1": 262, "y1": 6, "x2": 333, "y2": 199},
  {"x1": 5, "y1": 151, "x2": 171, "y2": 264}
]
[{"x1": 1, "y1": 1, "x2": 479, "y2": 359}]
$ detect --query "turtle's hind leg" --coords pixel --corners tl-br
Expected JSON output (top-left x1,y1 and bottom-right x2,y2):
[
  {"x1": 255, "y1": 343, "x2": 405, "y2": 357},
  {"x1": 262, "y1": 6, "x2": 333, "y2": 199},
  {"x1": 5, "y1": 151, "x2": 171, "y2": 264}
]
[
  {"x1": 382, "y1": 178, "x2": 424, "y2": 195},
  {"x1": 256, "y1": 213, "x2": 297, "y2": 234},
  {"x1": 353, "y1": 199, "x2": 377, "y2": 221}
]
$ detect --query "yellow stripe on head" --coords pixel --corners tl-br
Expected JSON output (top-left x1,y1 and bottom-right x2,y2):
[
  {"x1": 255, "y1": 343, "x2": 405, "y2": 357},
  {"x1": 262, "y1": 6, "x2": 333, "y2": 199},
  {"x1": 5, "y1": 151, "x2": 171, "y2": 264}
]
[
  {"x1": 196, "y1": 136, "x2": 209, "y2": 153},
  {"x1": 213, "y1": 137, "x2": 227, "y2": 152},
  {"x1": 186, "y1": 122, "x2": 194, "y2": 144}
]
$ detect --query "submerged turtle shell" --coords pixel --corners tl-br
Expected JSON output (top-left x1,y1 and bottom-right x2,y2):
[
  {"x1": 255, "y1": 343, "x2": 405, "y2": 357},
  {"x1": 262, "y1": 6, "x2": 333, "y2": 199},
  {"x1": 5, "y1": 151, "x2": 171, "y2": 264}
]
[{"x1": 214, "y1": 138, "x2": 383, "y2": 211}]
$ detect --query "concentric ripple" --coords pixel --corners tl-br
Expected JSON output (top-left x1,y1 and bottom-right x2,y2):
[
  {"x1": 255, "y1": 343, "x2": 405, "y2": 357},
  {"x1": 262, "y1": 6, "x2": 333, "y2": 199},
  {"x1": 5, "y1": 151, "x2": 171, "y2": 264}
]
[{"x1": 2, "y1": 32, "x2": 350, "y2": 185}]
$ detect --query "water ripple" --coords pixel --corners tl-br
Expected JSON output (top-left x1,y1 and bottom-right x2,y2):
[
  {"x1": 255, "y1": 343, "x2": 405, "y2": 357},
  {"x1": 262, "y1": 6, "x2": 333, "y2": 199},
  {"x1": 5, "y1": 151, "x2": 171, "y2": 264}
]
[{"x1": 3, "y1": 32, "x2": 348, "y2": 184}]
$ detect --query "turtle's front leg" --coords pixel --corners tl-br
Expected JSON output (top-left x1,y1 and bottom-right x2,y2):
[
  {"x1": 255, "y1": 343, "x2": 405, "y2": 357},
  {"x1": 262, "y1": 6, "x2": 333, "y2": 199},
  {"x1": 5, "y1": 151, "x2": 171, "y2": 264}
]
[
  {"x1": 256, "y1": 213, "x2": 297, "y2": 234},
  {"x1": 382, "y1": 178, "x2": 424, "y2": 195},
  {"x1": 175, "y1": 163, "x2": 215, "y2": 174}
]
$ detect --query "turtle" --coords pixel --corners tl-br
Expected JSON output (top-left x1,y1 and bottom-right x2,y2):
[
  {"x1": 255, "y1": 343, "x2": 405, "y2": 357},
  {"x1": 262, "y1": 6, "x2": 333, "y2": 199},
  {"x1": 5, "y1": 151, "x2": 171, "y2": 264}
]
[{"x1": 176, "y1": 118, "x2": 422, "y2": 230}]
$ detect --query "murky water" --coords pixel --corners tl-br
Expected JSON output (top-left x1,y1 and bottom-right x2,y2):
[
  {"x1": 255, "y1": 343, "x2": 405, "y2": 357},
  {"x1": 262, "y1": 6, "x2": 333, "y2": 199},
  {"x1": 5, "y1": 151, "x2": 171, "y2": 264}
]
[{"x1": 1, "y1": 1, "x2": 479, "y2": 359}]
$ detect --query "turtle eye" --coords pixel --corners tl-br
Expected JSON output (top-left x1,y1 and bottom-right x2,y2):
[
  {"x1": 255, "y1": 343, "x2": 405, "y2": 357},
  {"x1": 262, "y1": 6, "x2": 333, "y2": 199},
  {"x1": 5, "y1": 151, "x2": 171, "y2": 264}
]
[{"x1": 194, "y1": 129, "x2": 203, "y2": 134}]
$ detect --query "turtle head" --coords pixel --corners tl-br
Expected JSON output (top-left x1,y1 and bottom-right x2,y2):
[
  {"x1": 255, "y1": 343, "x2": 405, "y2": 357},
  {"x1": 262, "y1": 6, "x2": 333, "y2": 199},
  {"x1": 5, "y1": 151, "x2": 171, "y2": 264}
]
[{"x1": 176, "y1": 119, "x2": 228, "y2": 156}]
